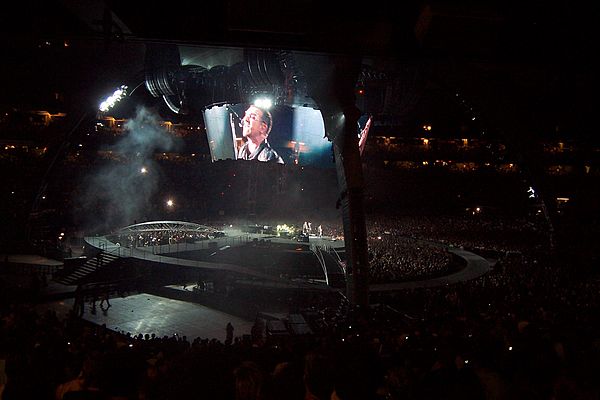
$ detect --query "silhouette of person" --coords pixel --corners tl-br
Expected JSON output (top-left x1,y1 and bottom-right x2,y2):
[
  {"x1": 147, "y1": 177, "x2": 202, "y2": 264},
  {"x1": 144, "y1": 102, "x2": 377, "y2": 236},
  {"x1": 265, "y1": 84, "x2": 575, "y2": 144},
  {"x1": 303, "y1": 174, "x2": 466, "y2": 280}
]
[
  {"x1": 100, "y1": 290, "x2": 111, "y2": 311},
  {"x1": 73, "y1": 285, "x2": 85, "y2": 317},
  {"x1": 226, "y1": 322, "x2": 234, "y2": 345}
]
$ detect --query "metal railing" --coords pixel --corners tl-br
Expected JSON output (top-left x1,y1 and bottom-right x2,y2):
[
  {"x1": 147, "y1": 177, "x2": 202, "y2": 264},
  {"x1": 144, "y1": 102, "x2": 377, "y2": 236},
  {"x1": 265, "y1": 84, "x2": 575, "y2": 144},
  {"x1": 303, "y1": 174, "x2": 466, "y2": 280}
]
[
  {"x1": 311, "y1": 245, "x2": 329, "y2": 285},
  {"x1": 86, "y1": 234, "x2": 252, "y2": 260}
]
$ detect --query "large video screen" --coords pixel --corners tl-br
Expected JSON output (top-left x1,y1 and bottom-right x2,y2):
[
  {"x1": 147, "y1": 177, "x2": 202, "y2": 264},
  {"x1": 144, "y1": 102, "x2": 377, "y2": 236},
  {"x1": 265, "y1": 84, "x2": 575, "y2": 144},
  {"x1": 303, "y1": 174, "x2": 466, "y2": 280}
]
[
  {"x1": 204, "y1": 102, "x2": 372, "y2": 168},
  {"x1": 143, "y1": 44, "x2": 373, "y2": 167},
  {"x1": 204, "y1": 102, "x2": 333, "y2": 167}
]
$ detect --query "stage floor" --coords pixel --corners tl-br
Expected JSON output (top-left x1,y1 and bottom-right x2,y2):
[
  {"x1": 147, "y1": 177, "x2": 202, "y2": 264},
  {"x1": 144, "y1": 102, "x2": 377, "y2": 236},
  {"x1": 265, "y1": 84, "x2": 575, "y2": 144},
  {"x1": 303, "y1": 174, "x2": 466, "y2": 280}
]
[{"x1": 37, "y1": 292, "x2": 254, "y2": 342}]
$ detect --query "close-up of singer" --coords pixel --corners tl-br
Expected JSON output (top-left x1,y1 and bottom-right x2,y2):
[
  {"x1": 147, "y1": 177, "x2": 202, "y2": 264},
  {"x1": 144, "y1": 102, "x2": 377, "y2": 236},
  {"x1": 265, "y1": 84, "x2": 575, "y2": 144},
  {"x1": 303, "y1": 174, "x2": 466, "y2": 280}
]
[{"x1": 234, "y1": 104, "x2": 284, "y2": 164}]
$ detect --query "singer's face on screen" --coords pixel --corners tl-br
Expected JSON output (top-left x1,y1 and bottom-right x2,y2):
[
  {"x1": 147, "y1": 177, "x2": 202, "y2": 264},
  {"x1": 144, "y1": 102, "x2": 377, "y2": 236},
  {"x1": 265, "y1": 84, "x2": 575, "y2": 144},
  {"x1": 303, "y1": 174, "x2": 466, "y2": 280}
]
[{"x1": 242, "y1": 105, "x2": 269, "y2": 142}]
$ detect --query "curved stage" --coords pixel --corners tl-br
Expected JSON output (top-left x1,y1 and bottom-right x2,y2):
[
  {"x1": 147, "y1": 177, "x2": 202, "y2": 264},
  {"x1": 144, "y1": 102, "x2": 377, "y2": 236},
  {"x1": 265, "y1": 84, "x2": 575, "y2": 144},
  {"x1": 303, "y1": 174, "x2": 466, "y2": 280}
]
[
  {"x1": 83, "y1": 221, "x2": 494, "y2": 292},
  {"x1": 85, "y1": 223, "x2": 343, "y2": 291}
]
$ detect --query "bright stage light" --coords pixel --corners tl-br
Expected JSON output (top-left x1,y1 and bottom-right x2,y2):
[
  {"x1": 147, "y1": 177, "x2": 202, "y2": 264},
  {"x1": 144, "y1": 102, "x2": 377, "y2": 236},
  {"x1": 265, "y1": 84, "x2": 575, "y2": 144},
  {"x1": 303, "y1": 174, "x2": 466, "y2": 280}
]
[
  {"x1": 254, "y1": 97, "x2": 273, "y2": 109},
  {"x1": 166, "y1": 199, "x2": 174, "y2": 207},
  {"x1": 99, "y1": 85, "x2": 128, "y2": 112}
]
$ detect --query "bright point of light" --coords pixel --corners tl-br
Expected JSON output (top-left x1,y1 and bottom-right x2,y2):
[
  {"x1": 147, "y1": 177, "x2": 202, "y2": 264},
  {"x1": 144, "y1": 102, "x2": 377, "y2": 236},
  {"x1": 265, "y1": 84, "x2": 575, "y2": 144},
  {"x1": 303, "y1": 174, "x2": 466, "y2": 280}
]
[
  {"x1": 166, "y1": 199, "x2": 174, "y2": 207},
  {"x1": 508, "y1": 346, "x2": 513, "y2": 351},
  {"x1": 99, "y1": 85, "x2": 128, "y2": 112},
  {"x1": 140, "y1": 167, "x2": 147, "y2": 174},
  {"x1": 254, "y1": 97, "x2": 273, "y2": 109}
]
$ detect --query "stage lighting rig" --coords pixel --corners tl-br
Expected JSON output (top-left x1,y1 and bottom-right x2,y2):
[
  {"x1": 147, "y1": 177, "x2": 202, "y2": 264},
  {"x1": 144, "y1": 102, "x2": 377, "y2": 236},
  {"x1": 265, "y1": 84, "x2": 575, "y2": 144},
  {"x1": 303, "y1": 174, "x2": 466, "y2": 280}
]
[
  {"x1": 98, "y1": 85, "x2": 128, "y2": 112},
  {"x1": 142, "y1": 44, "x2": 311, "y2": 116},
  {"x1": 253, "y1": 97, "x2": 273, "y2": 109}
]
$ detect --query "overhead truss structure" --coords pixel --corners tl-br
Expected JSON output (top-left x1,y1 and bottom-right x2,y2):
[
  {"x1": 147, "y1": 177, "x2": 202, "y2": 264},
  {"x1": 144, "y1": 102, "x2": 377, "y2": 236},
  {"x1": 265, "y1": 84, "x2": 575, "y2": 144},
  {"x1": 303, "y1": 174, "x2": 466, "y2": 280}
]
[{"x1": 115, "y1": 221, "x2": 222, "y2": 236}]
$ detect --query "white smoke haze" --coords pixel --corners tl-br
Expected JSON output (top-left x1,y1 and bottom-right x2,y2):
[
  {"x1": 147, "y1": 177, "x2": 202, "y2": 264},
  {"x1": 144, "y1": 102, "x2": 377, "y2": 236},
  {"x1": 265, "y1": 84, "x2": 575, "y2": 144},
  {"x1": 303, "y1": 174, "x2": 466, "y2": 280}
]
[{"x1": 81, "y1": 107, "x2": 181, "y2": 233}]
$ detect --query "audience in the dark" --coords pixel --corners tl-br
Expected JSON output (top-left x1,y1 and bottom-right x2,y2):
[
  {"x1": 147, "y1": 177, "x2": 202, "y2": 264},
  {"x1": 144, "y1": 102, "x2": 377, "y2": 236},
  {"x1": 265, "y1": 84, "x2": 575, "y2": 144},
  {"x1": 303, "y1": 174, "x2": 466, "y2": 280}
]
[{"x1": 1, "y1": 210, "x2": 598, "y2": 400}]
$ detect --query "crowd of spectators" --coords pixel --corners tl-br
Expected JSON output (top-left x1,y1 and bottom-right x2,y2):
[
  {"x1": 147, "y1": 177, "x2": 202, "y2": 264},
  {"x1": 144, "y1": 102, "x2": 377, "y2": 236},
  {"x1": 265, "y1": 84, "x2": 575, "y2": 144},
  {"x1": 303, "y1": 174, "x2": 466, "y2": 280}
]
[
  {"x1": 113, "y1": 230, "x2": 220, "y2": 248},
  {"x1": 2, "y1": 235, "x2": 599, "y2": 400},
  {"x1": 2, "y1": 184, "x2": 598, "y2": 400},
  {"x1": 367, "y1": 235, "x2": 453, "y2": 283},
  {"x1": 274, "y1": 212, "x2": 548, "y2": 284},
  {"x1": 364, "y1": 212, "x2": 550, "y2": 283},
  {"x1": 365, "y1": 213, "x2": 549, "y2": 255}
]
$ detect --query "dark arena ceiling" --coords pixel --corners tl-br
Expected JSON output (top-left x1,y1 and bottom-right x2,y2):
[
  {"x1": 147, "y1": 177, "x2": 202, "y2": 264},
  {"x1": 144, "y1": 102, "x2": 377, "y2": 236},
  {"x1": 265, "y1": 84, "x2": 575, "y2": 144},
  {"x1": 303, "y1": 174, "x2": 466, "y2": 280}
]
[{"x1": 1, "y1": 0, "x2": 595, "y2": 132}]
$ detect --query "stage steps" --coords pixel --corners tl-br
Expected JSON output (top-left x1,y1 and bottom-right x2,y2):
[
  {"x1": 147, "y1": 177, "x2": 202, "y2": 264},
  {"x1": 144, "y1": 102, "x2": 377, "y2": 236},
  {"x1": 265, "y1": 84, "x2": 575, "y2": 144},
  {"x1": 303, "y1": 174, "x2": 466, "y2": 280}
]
[{"x1": 54, "y1": 252, "x2": 120, "y2": 285}]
